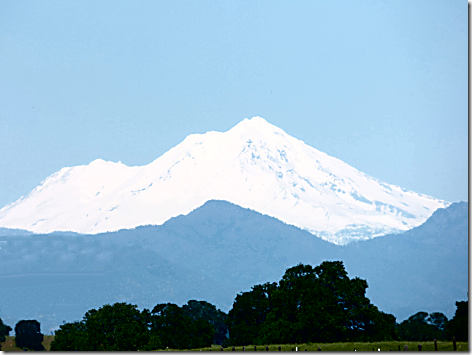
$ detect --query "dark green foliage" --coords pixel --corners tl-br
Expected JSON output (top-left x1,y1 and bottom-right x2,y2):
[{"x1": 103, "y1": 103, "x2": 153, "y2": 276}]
[
  {"x1": 0, "y1": 318, "x2": 12, "y2": 349},
  {"x1": 427, "y1": 312, "x2": 448, "y2": 331},
  {"x1": 82, "y1": 302, "x2": 150, "y2": 351},
  {"x1": 408, "y1": 311, "x2": 429, "y2": 323},
  {"x1": 182, "y1": 300, "x2": 229, "y2": 345},
  {"x1": 150, "y1": 303, "x2": 214, "y2": 349},
  {"x1": 190, "y1": 319, "x2": 215, "y2": 348},
  {"x1": 150, "y1": 303, "x2": 191, "y2": 349},
  {"x1": 50, "y1": 303, "x2": 150, "y2": 351},
  {"x1": 50, "y1": 301, "x2": 219, "y2": 351},
  {"x1": 226, "y1": 282, "x2": 277, "y2": 345},
  {"x1": 397, "y1": 311, "x2": 447, "y2": 341},
  {"x1": 50, "y1": 321, "x2": 87, "y2": 351},
  {"x1": 14, "y1": 320, "x2": 45, "y2": 351},
  {"x1": 227, "y1": 261, "x2": 397, "y2": 345},
  {"x1": 446, "y1": 300, "x2": 468, "y2": 341}
]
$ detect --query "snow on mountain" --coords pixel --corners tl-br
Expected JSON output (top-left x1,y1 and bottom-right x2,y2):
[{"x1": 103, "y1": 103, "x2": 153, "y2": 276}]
[{"x1": 0, "y1": 117, "x2": 449, "y2": 244}]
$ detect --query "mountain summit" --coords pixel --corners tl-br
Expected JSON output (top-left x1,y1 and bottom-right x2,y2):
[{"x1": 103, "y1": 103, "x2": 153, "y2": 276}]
[{"x1": 0, "y1": 117, "x2": 448, "y2": 244}]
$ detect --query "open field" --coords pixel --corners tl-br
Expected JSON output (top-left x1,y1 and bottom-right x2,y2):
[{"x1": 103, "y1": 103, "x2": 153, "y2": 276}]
[
  {"x1": 192, "y1": 342, "x2": 468, "y2": 352},
  {"x1": 1, "y1": 337, "x2": 467, "y2": 351}
]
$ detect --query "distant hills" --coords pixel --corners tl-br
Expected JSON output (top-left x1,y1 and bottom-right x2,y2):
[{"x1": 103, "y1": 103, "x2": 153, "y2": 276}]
[
  {"x1": 0, "y1": 200, "x2": 467, "y2": 334},
  {"x1": 0, "y1": 117, "x2": 448, "y2": 245}
]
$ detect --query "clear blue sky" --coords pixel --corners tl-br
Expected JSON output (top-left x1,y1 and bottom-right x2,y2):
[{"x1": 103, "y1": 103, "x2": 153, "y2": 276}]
[{"x1": 0, "y1": 0, "x2": 468, "y2": 208}]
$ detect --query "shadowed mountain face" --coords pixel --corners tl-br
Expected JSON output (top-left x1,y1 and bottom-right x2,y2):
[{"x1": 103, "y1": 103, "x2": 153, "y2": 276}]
[{"x1": 0, "y1": 200, "x2": 467, "y2": 334}]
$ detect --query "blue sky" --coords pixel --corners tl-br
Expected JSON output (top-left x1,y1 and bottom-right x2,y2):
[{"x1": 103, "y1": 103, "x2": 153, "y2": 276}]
[{"x1": 0, "y1": 0, "x2": 467, "y2": 208}]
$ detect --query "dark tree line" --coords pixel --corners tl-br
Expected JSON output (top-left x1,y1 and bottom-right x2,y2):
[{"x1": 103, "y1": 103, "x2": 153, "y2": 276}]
[
  {"x1": 396, "y1": 311, "x2": 448, "y2": 341},
  {"x1": 225, "y1": 262, "x2": 468, "y2": 346},
  {"x1": 1, "y1": 261, "x2": 467, "y2": 350},
  {"x1": 396, "y1": 301, "x2": 468, "y2": 342},
  {"x1": 50, "y1": 301, "x2": 227, "y2": 351}
]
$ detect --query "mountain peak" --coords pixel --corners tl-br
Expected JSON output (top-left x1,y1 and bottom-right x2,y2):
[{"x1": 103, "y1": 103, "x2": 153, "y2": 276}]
[
  {"x1": 238, "y1": 116, "x2": 268, "y2": 124},
  {"x1": 228, "y1": 116, "x2": 289, "y2": 142},
  {"x1": 232, "y1": 116, "x2": 279, "y2": 131},
  {"x1": 0, "y1": 117, "x2": 449, "y2": 244}
]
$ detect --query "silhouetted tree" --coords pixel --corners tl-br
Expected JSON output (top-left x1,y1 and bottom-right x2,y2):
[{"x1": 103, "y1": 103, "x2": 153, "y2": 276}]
[
  {"x1": 14, "y1": 320, "x2": 44, "y2": 351},
  {"x1": 446, "y1": 300, "x2": 468, "y2": 341},
  {"x1": 397, "y1": 311, "x2": 445, "y2": 341},
  {"x1": 182, "y1": 300, "x2": 228, "y2": 345},
  {"x1": 227, "y1": 282, "x2": 277, "y2": 345},
  {"x1": 427, "y1": 312, "x2": 448, "y2": 331},
  {"x1": 83, "y1": 302, "x2": 150, "y2": 351},
  {"x1": 50, "y1": 321, "x2": 87, "y2": 351},
  {"x1": 150, "y1": 303, "x2": 214, "y2": 349},
  {"x1": 51, "y1": 303, "x2": 150, "y2": 351},
  {"x1": 189, "y1": 319, "x2": 215, "y2": 349},
  {"x1": 427, "y1": 312, "x2": 448, "y2": 339},
  {"x1": 0, "y1": 318, "x2": 12, "y2": 350}
]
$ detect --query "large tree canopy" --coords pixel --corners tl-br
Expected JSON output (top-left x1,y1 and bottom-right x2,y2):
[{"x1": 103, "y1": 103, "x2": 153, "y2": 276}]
[{"x1": 227, "y1": 261, "x2": 397, "y2": 345}]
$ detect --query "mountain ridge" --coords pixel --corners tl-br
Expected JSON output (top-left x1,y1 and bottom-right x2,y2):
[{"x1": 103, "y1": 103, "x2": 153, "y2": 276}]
[
  {"x1": 0, "y1": 117, "x2": 449, "y2": 244},
  {"x1": 0, "y1": 200, "x2": 467, "y2": 334}
]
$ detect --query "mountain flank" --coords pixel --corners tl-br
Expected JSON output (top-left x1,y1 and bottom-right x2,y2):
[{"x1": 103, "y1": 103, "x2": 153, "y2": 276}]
[{"x1": 0, "y1": 201, "x2": 467, "y2": 334}]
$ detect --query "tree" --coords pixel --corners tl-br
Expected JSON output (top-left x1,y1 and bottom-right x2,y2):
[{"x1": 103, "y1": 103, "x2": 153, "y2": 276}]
[
  {"x1": 51, "y1": 303, "x2": 151, "y2": 351},
  {"x1": 226, "y1": 282, "x2": 277, "y2": 345},
  {"x1": 82, "y1": 302, "x2": 150, "y2": 351},
  {"x1": 50, "y1": 321, "x2": 87, "y2": 351},
  {"x1": 50, "y1": 301, "x2": 215, "y2": 351},
  {"x1": 14, "y1": 320, "x2": 44, "y2": 351},
  {"x1": 446, "y1": 301, "x2": 468, "y2": 341},
  {"x1": 226, "y1": 261, "x2": 397, "y2": 345},
  {"x1": 265, "y1": 262, "x2": 396, "y2": 343},
  {"x1": 150, "y1": 303, "x2": 214, "y2": 350},
  {"x1": 397, "y1": 311, "x2": 444, "y2": 341},
  {"x1": 408, "y1": 311, "x2": 429, "y2": 323},
  {"x1": 189, "y1": 319, "x2": 215, "y2": 349},
  {"x1": 0, "y1": 318, "x2": 12, "y2": 350},
  {"x1": 150, "y1": 303, "x2": 192, "y2": 349},
  {"x1": 182, "y1": 300, "x2": 228, "y2": 345},
  {"x1": 427, "y1": 312, "x2": 448, "y2": 331}
]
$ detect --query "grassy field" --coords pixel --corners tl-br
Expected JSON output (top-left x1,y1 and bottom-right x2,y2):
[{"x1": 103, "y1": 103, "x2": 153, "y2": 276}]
[
  {"x1": 191, "y1": 341, "x2": 468, "y2": 351},
  {"x1": 0, "y1": 337, "x2": 467, "y2": 351},
  {"x1": 0, "y1": 335, "x2": 55, "y2": 351}
]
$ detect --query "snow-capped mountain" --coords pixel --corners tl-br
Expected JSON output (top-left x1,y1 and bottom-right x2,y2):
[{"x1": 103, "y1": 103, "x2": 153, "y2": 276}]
[{"x1": 0, "y1": 117, "x2": 449, "y2": 244}]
